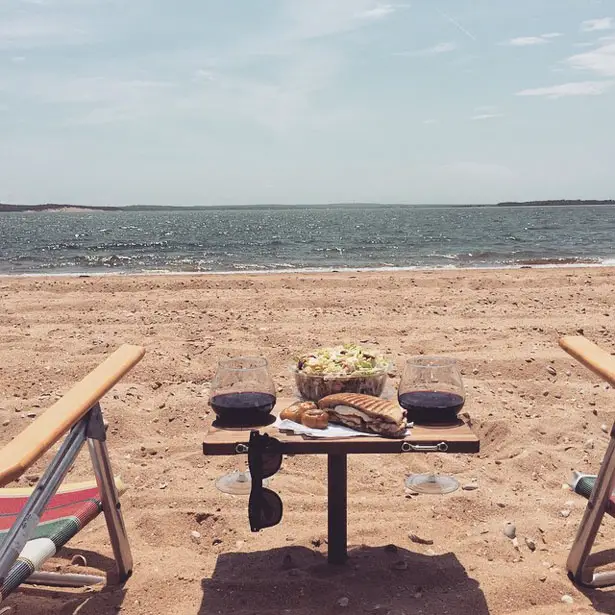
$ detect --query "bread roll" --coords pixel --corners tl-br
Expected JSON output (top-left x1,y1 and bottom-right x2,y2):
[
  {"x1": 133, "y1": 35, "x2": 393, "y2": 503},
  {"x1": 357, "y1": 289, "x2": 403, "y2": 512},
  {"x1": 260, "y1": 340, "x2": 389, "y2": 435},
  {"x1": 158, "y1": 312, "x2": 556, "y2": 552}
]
[
  {"x1": 301, "y1": 408, "x2": 329, "y2": 429},
  {"x1": 280, "y1": 401, "x2": 317, "y2": 423}
]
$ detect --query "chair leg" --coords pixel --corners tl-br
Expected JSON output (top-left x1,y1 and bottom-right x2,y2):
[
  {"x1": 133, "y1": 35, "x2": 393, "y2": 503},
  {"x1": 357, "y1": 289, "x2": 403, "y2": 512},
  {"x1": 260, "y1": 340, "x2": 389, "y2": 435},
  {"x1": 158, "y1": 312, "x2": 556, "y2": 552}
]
[
  {"x1": 567, "y1": 428, "x2": 615, "y2": 587},
  {"x1": 87, "y1": 404, "x2": 133, "y2": 584},
  {"x1": 25, "y1": 571, "x2": 106, "y2": 588}
]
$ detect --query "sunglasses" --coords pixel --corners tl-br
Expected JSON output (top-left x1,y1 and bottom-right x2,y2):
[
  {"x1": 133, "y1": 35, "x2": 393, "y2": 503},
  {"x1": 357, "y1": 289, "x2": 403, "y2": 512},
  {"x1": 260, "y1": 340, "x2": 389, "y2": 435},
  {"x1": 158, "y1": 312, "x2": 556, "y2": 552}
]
[{"x1": 248, "y1": 430, "x2": 283, "y2": 532}]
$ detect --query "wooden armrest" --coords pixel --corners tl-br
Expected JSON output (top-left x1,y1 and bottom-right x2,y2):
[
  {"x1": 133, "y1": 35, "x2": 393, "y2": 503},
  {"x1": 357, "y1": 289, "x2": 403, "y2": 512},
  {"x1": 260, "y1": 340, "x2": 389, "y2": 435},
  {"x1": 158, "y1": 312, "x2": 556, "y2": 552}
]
[
  {"x1": 559, "y1": 336, "x2": 615, "y2": 388},
  {"x1": 0, "y1": 344, "x2": 145, "y2": 487}
]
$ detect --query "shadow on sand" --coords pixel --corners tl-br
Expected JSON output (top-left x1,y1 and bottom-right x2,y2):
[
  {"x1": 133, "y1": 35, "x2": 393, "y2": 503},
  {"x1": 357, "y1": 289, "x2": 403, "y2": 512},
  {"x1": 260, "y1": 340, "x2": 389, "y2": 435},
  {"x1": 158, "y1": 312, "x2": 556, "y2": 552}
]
[
  {"x1": 7, "y1": 547, "x2": 127, "y2": 615},
  {"x1": 198, "y1": 544, "x2": 490, "y2": 615},
  {"x1": 569, "y1": 552, "x2": 615, "y2": 615}
]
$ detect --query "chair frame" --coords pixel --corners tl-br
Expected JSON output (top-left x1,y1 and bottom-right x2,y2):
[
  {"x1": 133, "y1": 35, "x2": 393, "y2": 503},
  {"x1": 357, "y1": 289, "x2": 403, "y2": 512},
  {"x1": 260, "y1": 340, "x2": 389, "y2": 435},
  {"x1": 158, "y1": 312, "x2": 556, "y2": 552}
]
[
  {"x1": 560, "y1": 335, "x2": 615, "y2": 587},
  {"x1": 0, "y1": 344, "x2": 144, "y2": 592}
]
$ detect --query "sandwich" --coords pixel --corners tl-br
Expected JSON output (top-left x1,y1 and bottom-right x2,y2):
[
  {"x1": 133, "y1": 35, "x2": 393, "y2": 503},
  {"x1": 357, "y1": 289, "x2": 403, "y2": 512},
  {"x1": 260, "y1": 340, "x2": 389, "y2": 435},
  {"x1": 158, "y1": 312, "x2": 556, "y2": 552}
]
[{"x1": 317, "y1": 393, "x2": 407, "y2": 438}]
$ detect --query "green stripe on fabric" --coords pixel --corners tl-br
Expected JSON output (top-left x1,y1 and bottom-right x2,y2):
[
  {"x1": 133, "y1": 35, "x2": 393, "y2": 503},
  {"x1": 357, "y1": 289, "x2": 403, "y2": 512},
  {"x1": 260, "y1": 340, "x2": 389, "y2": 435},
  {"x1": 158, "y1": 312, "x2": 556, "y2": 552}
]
[{"x1": 0, "y1": 519, "x2": 70, "y2": 545}]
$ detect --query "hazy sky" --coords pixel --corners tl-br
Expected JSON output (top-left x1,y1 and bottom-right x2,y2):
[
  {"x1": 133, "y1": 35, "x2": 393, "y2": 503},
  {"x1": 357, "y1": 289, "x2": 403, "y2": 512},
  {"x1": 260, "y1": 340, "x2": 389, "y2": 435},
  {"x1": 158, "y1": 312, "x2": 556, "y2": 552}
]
[{"x1": 1, "y1": 0, "x2": 614, "y2": 206}]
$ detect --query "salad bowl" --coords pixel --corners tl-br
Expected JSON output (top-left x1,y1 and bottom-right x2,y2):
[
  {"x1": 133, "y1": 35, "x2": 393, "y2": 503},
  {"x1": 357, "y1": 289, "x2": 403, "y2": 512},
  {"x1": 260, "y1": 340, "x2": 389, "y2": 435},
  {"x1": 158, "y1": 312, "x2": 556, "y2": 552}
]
[{"x1": 293, "y1": 344, "x2": 389, "y2": 402}]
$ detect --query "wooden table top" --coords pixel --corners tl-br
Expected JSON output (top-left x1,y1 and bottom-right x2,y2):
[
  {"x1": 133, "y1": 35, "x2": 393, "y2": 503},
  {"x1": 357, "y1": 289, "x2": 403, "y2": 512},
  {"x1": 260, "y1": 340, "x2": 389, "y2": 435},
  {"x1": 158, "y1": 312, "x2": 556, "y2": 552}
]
[{"x1": 202, "y1": 398, "x2": 480, "y2": 456}]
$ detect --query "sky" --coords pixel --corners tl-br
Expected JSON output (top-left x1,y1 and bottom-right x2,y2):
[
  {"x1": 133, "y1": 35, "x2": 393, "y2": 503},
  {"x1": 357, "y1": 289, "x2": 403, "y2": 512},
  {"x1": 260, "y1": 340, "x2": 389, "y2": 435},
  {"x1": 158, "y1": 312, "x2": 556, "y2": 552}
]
[{"x1": 1, "y1": 0, "x2": 614, "y2": 206}]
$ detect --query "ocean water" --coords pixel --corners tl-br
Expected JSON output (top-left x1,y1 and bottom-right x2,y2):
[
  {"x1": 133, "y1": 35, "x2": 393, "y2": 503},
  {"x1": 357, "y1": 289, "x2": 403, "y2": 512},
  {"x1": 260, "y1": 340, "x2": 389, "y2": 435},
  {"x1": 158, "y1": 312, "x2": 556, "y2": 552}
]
[{"x1": 1, "y1": 204, "x2": 614, "y2": 275}]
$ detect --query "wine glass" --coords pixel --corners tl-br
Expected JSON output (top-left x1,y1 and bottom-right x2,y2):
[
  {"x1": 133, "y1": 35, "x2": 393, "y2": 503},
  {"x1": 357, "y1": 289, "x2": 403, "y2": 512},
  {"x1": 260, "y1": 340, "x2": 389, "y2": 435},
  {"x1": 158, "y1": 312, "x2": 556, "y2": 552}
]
[
  {"x1": 398, "y1": 356, "x2": 465, "y2": 495},
  {"x1": 209, "y1": 356, "x2": 276, "y2": 495}
]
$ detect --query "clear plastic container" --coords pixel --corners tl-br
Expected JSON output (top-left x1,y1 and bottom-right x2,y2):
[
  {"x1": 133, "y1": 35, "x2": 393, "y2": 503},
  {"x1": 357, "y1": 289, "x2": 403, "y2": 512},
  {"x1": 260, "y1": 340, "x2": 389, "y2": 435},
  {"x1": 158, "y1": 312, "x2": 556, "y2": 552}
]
[{"x1": 293, "y1": 367, "x2": 389, "y2": 402}]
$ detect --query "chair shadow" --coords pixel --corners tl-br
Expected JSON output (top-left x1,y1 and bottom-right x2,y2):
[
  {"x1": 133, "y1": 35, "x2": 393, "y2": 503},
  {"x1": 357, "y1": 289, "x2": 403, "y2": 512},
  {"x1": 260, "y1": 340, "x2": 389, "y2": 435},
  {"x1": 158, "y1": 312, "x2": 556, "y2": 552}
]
[
  {"x1": 575, "y1": 586, "x2": 615, "y2": 614},
  {"x1": 8, "y1": 548, "x2": 127, "y2": 615},
  {"x1": 198, "y1": 544, "x2": 490, "y2": 615},
  {"x1": 569, "y1": 549, "x2": 615, "y2": 614}
]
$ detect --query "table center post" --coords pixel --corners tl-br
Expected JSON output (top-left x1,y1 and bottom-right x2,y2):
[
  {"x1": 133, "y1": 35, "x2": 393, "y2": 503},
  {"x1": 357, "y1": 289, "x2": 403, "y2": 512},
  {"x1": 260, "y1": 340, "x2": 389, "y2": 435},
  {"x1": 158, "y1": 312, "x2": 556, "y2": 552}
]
[{"x1": 327, "y1": 453, "x2": 348, "y2": 564}]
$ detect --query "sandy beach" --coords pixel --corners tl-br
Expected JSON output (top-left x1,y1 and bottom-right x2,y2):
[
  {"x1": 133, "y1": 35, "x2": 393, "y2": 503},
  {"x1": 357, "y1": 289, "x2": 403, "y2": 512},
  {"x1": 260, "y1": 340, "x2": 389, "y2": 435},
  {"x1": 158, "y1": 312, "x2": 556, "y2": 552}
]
[{"x1": 1, "y1": 267, "x2": 614, "y2": 615}]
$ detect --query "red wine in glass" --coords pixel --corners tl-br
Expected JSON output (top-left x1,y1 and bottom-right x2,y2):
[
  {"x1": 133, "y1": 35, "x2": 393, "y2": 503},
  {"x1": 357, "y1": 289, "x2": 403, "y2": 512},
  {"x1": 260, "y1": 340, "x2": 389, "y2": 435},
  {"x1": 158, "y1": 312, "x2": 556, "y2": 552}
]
[
  {"x1": 398, "y1": 356, "x2": 465, "y2": 494},
  {"x1": 398, "y1": 390, "x2": 465, "y2": 424},
  {"x1": 210, "y1": 391, "x2": 276, "y2": 426},
  {"x1": 209, "y1": 357, "x2": 277, "y2": 494}
]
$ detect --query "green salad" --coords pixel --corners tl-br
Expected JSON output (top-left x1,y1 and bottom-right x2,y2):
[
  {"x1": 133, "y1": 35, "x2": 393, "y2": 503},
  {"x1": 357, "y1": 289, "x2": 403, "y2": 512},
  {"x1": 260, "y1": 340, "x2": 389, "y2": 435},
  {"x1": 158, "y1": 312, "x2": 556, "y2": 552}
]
[{"x1": 296, "y1": 344, "x2": 388, "y2": 377}]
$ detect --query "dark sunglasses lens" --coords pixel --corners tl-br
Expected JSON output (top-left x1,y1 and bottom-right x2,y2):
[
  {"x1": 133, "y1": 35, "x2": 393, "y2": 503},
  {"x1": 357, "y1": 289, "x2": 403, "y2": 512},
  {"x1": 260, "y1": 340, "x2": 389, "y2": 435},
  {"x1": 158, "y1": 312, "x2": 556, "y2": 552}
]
[
  {"x1": 262, "y1": 451, "x2": 282, "y2": 479},
  {"x1": 249, "y1": 488, "x2": 283, "y2": 531}
]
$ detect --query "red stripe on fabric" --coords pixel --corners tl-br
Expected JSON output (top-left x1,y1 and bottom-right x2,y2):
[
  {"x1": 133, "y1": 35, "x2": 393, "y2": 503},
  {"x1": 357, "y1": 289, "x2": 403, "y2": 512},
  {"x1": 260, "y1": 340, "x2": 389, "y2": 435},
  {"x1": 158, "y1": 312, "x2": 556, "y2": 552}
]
[
  {"x1": 0, "y1": 499, "x2": 101, "y2": 533},
  {"x1": 0, "y1": 486, "x2": 100, "y2": 516},
  {"x1": 73, "y1": 501, "x2": 102, "y2": 528}
]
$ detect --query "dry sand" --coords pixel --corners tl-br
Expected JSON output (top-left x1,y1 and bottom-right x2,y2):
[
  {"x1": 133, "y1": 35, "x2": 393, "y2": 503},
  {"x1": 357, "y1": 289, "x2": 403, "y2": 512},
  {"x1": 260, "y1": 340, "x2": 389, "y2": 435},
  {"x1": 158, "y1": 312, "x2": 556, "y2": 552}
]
[{"x1": 1, "y1": 267, "x2": 615, "y2": 615}]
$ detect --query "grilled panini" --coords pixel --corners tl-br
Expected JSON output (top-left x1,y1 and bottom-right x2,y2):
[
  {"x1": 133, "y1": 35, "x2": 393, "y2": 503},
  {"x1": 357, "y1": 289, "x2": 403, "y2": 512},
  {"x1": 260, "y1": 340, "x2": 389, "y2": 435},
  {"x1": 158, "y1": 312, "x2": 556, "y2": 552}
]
[{"x1": 317, "y1": 393, "x2": 407, "y2": 438}]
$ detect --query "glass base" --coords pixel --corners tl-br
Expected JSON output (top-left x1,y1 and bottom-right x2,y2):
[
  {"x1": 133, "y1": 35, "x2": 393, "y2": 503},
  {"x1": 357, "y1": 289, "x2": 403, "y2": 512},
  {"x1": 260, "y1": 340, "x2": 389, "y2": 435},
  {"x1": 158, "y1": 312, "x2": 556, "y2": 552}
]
[
  {"x1": 405, "y1": 473, "x2": 459, "y2": 495},
  {"x1": 215, "y1": 471, "x2": 269, "y2": 495}
]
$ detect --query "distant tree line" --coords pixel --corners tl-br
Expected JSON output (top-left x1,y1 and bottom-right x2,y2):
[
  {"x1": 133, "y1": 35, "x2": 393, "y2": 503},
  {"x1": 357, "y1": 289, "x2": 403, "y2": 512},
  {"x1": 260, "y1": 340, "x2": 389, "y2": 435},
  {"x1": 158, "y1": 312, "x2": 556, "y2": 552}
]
[{"x1": 496, "y1": 199, "x2": 615, "y2": 206}]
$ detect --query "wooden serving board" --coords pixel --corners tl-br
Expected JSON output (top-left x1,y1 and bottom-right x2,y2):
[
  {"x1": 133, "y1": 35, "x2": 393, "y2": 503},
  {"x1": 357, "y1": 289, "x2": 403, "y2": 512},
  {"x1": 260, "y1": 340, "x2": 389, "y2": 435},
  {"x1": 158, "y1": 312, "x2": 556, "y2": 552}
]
[{"x1": 202, "y1": 398, "x2": 480, "y2": 456}]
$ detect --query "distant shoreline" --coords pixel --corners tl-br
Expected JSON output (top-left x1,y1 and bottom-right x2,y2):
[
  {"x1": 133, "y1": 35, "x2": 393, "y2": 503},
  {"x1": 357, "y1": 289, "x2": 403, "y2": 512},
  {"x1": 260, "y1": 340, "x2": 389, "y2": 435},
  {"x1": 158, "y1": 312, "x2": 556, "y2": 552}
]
[{"x1": 1, "y1": 199, "x2": 614, "y2": 213}]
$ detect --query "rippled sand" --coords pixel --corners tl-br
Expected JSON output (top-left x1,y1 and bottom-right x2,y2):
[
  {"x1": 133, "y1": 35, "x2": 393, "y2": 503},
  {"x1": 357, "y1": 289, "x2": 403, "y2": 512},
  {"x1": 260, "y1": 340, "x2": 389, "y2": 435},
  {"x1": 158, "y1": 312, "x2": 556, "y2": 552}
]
[{"x1": 1, "y1": 267, "x2": 614, "y2": 614}]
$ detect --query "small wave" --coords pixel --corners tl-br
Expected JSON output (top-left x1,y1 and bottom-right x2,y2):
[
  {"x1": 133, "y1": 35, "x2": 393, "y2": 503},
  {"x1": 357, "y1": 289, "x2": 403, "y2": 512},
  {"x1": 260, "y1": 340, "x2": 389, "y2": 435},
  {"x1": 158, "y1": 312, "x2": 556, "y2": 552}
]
[
  {"x1": 72, "y1": 254, "x2": 134, "y2": 267},
  {"x1": 515, "y1": 256, "x2": 601, "y2": 266},
  {"x1": 5, "y1": 261, "x2": 615, "y2": 279},
  {"x1": 427, "y1": 253, "x2": 459, "y2": 260},
  {"x1": 231, "y1": 263, "x2": 264, "y2": 270}
]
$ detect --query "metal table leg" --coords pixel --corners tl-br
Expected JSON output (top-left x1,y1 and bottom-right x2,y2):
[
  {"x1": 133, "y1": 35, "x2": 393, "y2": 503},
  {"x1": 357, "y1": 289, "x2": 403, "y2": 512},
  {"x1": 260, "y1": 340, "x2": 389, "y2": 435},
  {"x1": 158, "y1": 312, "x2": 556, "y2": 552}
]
[{"x1": 327, "y1": 453, "x2": 348, "y2": 565}]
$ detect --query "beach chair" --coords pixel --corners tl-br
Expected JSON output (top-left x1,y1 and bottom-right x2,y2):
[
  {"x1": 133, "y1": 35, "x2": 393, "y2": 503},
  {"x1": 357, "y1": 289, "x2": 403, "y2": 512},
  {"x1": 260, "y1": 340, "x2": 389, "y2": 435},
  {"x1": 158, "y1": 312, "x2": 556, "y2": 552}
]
[
  {"x1": 560, "y1": 335, "x2": 615, "y2": 587},
  {"x1": 0, "y1": 344, "x2": 145, "y2": 602}
]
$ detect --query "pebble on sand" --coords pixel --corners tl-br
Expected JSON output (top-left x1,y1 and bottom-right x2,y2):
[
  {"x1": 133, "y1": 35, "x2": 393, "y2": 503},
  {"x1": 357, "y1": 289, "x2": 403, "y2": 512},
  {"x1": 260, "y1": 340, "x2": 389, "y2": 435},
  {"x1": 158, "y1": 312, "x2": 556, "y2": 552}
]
[
  {"x1": 408, "y1": 533, "x2": 434, "y2": 545},
  {"x1": 190, "y1": 530, "x2": 201, "y2": 542},
  {"x1": 503, "y1": 523, "x2": 516, "y2": 539},
  {"x1": 560, "y1": 594, "x2": 573, "y2": 604},
  {"x1": 462, "y1": 483, "x2": 479, "y2": 491}
]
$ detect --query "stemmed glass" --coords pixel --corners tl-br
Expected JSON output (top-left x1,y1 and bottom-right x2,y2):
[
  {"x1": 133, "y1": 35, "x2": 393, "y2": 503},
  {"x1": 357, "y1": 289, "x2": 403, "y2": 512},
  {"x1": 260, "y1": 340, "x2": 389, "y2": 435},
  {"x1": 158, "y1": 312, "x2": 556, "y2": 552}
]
[
  {"x1": 398, "y1": 356, "x2": 465, "y2": 494},
  {"x1": 209, "y1": 356, "x2": 276, "y2": 495}
]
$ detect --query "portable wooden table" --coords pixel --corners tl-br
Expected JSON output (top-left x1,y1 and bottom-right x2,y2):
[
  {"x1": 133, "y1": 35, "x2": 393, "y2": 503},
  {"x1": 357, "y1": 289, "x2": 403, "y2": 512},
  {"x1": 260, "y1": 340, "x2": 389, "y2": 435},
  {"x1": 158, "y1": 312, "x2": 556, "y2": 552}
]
[{"x1": 202, "y1": 398, "x2": 480, "y2": 564}]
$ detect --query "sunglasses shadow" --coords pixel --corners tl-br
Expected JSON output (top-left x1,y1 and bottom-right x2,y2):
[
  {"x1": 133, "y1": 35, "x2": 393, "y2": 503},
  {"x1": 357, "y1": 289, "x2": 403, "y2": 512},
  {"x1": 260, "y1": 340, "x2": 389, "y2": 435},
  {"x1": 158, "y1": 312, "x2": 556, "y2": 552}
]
[{"x1": 198, "y1": 544, "x2": 489, "y2": 615}]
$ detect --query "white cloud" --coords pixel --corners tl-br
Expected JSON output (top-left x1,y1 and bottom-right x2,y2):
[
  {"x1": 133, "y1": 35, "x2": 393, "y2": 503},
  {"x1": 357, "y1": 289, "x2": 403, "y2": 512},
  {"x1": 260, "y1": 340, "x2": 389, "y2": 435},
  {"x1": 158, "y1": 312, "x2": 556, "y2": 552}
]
[
  {"x1": 0, "y1": 15, "x2": 89, "y2": 48},
  {"x1": 1, "y1": 0, "x2": 382, "y2": 134},
  {"x1": 506, "y1": 33, "x2": 563, "y2": 46},
  {"x1": 356, "y1": 4, "x2": 397, "y2": 20},
  {"x1": 0, "y1": 70, "x2": 177, "y2": 124},
  {"x1": 516, "y1": 81, "x2": 614, "y2": 98},
  {"x1": 508, "y1": 37, "x2": 547, "y2": 46},
  {"x1": 567, "y1": 42, "x2": 615, "y2": 76},
  {"x1": 423, "y1": 119, "x2": 438, "y2": 125},
  {"x1": 280, "y1": 0, "x2": 402, "y2": 42},
  {"x1": 396, "y1": 42, "x2": 457, "y2": 57},
  {"x1": 581, "y1": 18, "x2": 614, "y2": 32},
  {"x1": 174, "y1": 47, "x2": 351, "y2": 134},
  {"x1": 471, "y1": 113, "x2": 503, "y2": 120},
  {"x1": 470, "y1": 106, "x2": 503, "y2": 120}
]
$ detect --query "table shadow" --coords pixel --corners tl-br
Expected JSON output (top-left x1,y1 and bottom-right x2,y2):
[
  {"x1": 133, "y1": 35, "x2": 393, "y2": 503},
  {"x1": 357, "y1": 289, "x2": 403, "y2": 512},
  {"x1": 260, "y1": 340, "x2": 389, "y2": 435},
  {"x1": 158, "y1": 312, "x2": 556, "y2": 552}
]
[{"x1": 198, "y1": 544, "x2": 490, "y2": 615}]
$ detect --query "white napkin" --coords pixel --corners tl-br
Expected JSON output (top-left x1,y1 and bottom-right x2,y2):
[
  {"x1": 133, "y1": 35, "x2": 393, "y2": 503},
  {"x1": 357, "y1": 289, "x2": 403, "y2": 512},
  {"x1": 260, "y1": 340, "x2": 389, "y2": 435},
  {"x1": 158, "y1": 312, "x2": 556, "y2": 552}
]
[{"x1": 275, "y1": 417, "x2": 412, "y2": 439}]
